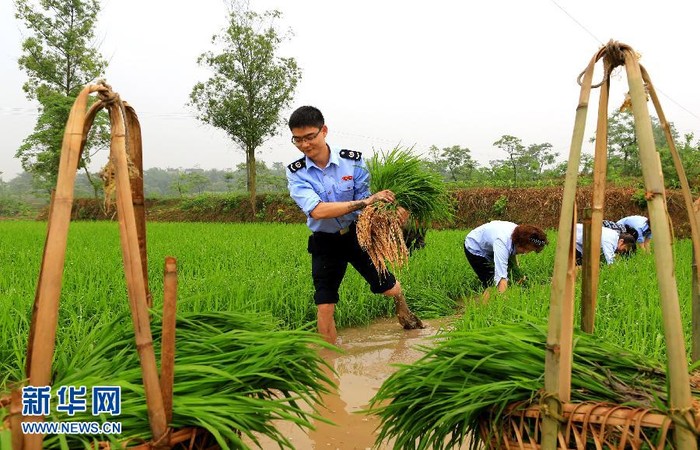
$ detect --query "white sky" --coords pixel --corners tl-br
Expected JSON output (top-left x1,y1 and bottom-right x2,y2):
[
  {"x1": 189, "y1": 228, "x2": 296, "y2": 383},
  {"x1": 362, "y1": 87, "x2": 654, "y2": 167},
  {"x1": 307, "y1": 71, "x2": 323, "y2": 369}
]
[{"x1": 1, "y1": 0, "x2": 699, "y2": 180}]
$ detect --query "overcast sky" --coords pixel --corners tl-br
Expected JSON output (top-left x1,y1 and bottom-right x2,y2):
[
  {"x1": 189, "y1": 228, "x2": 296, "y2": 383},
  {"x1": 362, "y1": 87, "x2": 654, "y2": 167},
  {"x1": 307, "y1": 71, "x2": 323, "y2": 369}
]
[{"x1": 1, "y1": 0, "x2": 699, "y2": 180}]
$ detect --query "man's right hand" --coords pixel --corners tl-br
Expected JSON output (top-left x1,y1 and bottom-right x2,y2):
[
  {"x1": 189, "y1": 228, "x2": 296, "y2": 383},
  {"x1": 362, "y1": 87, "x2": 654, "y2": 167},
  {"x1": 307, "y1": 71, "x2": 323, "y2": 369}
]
[{"x1": 369, "y1": 189, "x2": 396, "y2": 205}]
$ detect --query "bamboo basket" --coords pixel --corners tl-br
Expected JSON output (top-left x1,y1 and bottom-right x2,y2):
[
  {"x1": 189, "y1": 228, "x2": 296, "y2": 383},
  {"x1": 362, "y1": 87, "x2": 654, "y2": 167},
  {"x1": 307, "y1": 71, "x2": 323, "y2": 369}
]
[
  {"x1": 478, "y1": 41, "x2": 700, "y2": 450},
  {"x1": 478, "y1": 401, "x2": 696, "y2": 450},
  {"x1": 0, "y1": 82, "x2": 215, "y2": 450}
]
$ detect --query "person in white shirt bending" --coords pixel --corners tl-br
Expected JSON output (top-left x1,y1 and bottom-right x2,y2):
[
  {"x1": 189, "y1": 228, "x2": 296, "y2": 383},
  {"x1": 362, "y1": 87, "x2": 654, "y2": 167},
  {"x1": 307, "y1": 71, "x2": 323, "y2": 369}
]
[
  {"x1": 574, "y1": 223, "x2": 636, "y2": 266},
  {"x1": 464, "y1": 221, "x2": 548, "y2": 299}
]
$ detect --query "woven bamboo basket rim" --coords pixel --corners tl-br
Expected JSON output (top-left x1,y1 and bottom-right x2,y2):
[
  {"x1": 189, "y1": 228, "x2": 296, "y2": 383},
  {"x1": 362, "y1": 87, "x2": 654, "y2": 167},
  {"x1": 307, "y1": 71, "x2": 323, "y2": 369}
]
[
  {"x1": 506, "y1": 401, "x2": 675, "y2": 429},
  {"x1": 478, "y1": 399, "x2": 700, "y2": 450}
]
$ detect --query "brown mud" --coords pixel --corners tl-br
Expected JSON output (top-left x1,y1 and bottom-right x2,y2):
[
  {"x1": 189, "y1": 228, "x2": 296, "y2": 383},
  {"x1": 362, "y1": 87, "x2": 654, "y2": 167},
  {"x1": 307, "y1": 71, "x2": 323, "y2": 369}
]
[{"x1": 249, "y1": 315, "x2": 461, "y2": 450}]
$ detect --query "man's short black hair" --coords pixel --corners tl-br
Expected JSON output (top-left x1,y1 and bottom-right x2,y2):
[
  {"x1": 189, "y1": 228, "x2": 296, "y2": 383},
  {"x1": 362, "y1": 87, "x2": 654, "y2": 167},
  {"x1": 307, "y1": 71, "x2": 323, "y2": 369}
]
[{"x1": 289, "y1": 106, "x2": 324, "y2": 129}]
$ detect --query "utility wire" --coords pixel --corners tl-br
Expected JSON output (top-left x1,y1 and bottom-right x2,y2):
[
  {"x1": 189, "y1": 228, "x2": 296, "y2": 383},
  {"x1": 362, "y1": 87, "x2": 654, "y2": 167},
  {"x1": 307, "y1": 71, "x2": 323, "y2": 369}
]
[
  {"x1": 548, "y1": 0, "x2": 699, "y2": 122},
  {"x1": 548, "y1": 0, "x2": 603, "y2": 46}
]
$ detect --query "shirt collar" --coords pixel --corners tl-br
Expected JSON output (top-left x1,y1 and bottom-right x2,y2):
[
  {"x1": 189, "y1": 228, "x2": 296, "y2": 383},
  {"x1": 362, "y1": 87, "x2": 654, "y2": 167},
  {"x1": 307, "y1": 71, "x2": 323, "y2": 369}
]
[{"x1": 306, "y1": 145, "x2": 338, "y2": 171}]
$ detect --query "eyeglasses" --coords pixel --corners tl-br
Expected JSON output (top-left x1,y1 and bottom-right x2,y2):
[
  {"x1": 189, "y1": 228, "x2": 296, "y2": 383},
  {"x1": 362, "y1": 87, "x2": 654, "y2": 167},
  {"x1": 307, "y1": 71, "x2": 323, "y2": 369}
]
[{"x1": 291, "y1": 127, "x2": 323, "y2": 146}]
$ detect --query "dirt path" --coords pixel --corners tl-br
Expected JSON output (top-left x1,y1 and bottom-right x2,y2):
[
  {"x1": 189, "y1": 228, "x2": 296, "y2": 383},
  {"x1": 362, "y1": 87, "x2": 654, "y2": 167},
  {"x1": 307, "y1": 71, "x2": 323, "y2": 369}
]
[{"x1": 251, "y1": 315, "x2": 459, "y2": 449}]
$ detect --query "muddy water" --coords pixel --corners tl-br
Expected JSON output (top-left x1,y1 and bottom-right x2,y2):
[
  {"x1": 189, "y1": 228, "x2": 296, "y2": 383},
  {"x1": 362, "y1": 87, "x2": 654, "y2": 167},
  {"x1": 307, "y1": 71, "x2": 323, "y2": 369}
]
[{"x1": 251, "y1": 315, "x2": 460, "y2": 450}]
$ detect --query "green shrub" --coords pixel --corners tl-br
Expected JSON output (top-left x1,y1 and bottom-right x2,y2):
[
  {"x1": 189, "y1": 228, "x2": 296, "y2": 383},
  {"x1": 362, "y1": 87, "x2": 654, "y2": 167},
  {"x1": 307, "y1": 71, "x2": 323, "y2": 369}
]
[
  {"x1": 492, "y1": 194, "x2": 508, "y2": 217},
  {"x1": 631, "y1": 189, "x2": 648, "y2": 208}
]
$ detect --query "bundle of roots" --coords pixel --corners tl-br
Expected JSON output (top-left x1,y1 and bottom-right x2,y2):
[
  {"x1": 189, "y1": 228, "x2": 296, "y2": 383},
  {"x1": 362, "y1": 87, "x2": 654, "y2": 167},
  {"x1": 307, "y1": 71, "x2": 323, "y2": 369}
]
[{"x1": 356, "y1": 203, "x2": 408, "y2": 275}]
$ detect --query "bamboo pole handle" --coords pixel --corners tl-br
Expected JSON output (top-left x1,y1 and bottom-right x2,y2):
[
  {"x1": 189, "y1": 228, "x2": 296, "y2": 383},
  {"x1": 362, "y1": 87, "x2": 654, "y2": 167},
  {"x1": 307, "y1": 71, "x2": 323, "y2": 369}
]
[
  {"x1": 23, "y1": 85, "x2": 94, "y2": 450},
  {"x1": 542, "y1": 45, "x2": 601, "y2": 450},
  {"x1": 124, "y1": 104, "x2": 151, "y2": 308},
  {"x1": 100, "y1": 86, "x2": 169, "y2": 446},
  {"x1": 161, "y1": 257, "x2": 178, "y2": 425},
  {"x1": 581, "y1": 207, "x2": 594, "y2": 332},
  {"x1": 582, "y1": 70, "x2": 611, "y2": 334},
  {"x1": 624, "y1": 48, "x2": 697, "y2": 450}
]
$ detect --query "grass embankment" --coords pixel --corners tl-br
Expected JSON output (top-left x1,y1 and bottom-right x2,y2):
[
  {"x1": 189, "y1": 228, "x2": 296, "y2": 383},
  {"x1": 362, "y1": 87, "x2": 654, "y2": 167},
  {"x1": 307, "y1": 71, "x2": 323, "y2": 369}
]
[{"x1": 21, "y1": 186, "x2": 697, "y2": 238}]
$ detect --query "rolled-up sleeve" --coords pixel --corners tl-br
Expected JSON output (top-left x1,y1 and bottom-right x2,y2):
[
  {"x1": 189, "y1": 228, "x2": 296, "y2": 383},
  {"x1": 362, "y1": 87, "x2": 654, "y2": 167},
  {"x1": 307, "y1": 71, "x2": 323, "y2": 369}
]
[
  {"x1": 287, "y1": 175, "x2": 321, "y2": 217},
  {"x1": 492, "y1": 239, "x2": 510, "y2": 284}
]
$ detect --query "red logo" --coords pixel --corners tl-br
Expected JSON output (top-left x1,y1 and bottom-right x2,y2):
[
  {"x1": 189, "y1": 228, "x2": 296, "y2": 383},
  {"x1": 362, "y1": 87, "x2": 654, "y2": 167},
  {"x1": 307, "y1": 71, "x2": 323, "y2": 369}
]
[{"x1": 341, "y1": 175, "x2": 353, "y2": 181}]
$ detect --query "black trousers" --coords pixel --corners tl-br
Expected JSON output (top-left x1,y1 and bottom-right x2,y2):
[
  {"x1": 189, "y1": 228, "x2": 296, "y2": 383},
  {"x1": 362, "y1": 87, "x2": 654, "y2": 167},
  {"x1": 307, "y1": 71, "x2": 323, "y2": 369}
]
[
  {"x1": 308, "y1": 224, "x2": 396, "y2": 304},
  {"x1": 464, "y1": 246, "x2": 495, "y2": 289}
]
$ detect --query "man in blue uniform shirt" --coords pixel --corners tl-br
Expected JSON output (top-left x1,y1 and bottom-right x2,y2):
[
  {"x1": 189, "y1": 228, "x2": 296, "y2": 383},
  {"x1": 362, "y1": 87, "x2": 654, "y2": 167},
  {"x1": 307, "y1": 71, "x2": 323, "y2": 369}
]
[{"x1": 286, "y1": 106, "x2": 424, "y2": 344}]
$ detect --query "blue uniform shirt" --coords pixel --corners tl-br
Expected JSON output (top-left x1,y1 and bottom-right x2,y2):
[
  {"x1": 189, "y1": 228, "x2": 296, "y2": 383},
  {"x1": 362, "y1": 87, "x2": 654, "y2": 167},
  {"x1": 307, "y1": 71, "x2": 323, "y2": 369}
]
[
  {"x1": 286, "y1": 146, "x2": 371, "y2": 233},
  {"x1": 464, "y1": 220, "x2": 517, "y2": 285},
  {"x1": 617, "y1": 215, "x2": 651, "y2": 244}
]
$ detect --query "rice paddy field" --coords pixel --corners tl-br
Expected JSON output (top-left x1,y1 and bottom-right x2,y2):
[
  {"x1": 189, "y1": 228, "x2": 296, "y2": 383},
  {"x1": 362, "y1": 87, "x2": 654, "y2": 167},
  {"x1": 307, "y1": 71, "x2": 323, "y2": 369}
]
[{"x1": 0, "y1": 220, "x2": 697, "y2": 448}]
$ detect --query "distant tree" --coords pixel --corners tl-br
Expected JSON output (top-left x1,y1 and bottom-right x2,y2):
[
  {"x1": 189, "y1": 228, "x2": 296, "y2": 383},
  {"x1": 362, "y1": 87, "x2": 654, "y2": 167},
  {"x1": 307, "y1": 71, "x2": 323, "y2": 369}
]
[
  {"x1": 592, "y1": 110, "x2": 675, "y2": 179},
  {"x1": 441, "y1": 145, "x2": 476, "y2": 181},
  {"x1": 520, "y1": 142, "x2": 557, "y2": 179},
  {"x1": 170, "y1": 172, "x2": 190, "y2": 197},
  {"x1": 424, "y1": 145, "x2": 476, "y2": 182},
  {"x1": 14, "y1": 0, "x2": 109, "y2": 193},
  {"x1": 223, "y1": 171, "x2": 236, "y2": 192},
  {"x1": 492, "y1": 135, "x2": 525, "y2": 186},
  {"x1": 189, "y1": 3, "x2": 301, "y2": 212},
  {"x1": 660, "y1": 132, "x2": 700, "y2": 189},
  {"x1": 228, "y1": 161, "x2": 286, "y2": 192},
  {"x1": 424, "y1": 146, "x2": 448, "y2": 177},
  {"x1": 579, "y1": 153, "x2": 594, "y2": 177},
  {"x1": 189, "y1": 172, "x2": 211, "y2": 194}
]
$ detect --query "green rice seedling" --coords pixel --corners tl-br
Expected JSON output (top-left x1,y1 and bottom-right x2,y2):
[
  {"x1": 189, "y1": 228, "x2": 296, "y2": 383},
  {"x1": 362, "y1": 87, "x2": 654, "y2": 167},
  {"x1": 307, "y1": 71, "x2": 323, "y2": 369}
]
[
  {"x1": 368, "y1": 321, "x2": 692, "y2": 450},
  {"x1": 37, "y1": 308, "x2": 337, "y2": 449},
  {"x1": 357, "y1": 146, "x2": 454, "y2": 275},
  {"x1": 404, "y1": 285, "x2": 458, "y2": 319},
  {"x1": 365, "y1": 145, "x2": 453, "y2": 226}
]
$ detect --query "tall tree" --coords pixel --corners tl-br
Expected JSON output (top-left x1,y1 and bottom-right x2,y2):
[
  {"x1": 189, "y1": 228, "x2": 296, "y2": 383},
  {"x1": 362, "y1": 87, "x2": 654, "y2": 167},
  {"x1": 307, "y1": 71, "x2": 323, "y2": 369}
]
[
  {"x1": 660, "y1": 132, "x2": 700, "y2": 189},
  {"x1": 593, "y1": 110, "x2": 676, "y2": 179},
  {"x1": 14, "y1": 0, "x2": 108, "y2": 193},
  {"x1": 425, "y1": 145, "x2": 477, "y2": 182},
  {"x1": 441, "y1": 145, "x2": 476, "y2": 181},
  {"x1": 520, "y1": 142, "x2": 558, "y2": 179},
  {"x1": 492, "y1": 135, "x2": 525, "y2": 186},
  {"x1": 189, "y1": 4, "x2": 301, "y2": 212}
]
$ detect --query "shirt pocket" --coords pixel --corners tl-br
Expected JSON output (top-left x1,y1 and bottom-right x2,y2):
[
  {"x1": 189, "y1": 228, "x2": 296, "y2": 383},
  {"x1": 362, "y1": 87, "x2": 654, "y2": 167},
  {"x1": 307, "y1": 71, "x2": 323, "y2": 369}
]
[{"x1": 333, "y1": 180, "x2": 355, "y2": 201}]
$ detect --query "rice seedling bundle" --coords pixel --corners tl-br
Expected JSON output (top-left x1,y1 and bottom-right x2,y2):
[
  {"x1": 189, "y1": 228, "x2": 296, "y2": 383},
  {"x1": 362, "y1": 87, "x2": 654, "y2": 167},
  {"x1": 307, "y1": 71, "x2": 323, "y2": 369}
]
[
  {"x1": 358, "y1": 146, "x2": 452, "y2": 274},
  {"x1": 3, "y1": 309, "x2": 335, "y2": 450},
  {"x1": 368, "y1": 321, "x2": 697, "y2": 450}
]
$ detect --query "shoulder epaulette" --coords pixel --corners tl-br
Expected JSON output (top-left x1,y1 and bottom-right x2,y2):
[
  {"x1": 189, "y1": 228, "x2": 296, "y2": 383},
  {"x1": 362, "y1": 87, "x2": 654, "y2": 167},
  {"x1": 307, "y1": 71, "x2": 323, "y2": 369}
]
[
  {"x1": 287, "y1": 157, "x2": 306, "y2": 173},
  {"x1": 339, "y1": 149, "x2": 362, "y2": 161}
]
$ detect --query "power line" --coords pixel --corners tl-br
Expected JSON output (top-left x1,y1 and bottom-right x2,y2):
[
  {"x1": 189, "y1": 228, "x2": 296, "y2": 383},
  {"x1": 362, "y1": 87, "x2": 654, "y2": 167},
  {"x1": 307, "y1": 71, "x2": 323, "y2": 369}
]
[
  {"x1": 548, "y1": 0, "x2": 699, "y2": 122},
  {"x1": 655, "y1": 89, "x2": 700, "y2": 120},
  {"x1": 547, "y1": 0, "x2": 603, "y2": 46}
]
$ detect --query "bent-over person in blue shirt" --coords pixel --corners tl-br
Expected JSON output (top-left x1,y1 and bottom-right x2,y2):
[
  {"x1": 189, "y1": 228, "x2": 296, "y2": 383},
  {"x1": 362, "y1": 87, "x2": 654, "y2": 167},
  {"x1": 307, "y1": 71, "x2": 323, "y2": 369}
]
[
  {"x1": 617, "y1": 215, "x2": 652, "y2": 252},
  {"x1": 463, "y1": 221, "x2": 548, "y2": 299},
  {"x1": 286, "y1": 106, "x2": 424, "y2": 344}
]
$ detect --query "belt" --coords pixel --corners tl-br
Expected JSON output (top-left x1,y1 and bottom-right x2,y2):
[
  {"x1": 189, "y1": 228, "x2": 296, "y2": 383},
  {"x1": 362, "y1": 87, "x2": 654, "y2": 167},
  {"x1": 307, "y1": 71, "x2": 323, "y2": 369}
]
[{"x1": 313, "y1": 222, "x2": 355, "y2": 236}]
